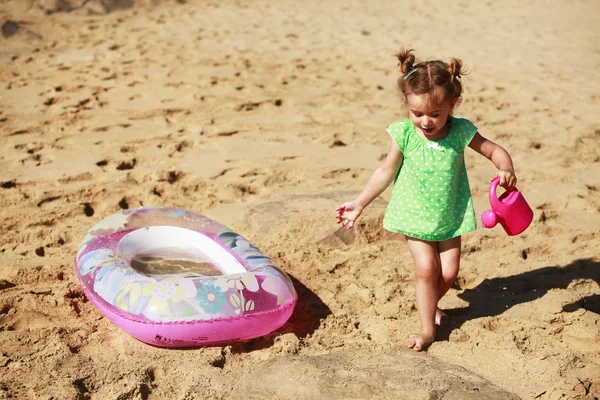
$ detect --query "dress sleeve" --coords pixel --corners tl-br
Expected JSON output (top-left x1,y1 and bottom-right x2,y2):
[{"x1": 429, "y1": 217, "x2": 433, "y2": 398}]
[
  {"x1": 454, "y1": 118, "x2": 478, "y2": 149},
  {"x1": 386, "y1": 120, "x2": 410, "y2": 152}
]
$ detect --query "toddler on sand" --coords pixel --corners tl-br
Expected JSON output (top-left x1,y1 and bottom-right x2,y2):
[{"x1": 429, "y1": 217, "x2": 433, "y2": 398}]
[{"x1": 335, "y1": 47, "x2": 518, "y2": 351}]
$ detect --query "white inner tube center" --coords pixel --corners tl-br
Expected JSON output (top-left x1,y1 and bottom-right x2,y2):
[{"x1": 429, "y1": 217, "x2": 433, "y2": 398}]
[{"x1": 117, "y1": 226, "x2": 246, "y2": 276}]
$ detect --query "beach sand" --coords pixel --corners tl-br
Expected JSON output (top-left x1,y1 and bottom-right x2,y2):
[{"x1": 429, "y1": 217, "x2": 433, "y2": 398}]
[{"x1": 1, "y1": 0, "x2": 599, "y2": 398}]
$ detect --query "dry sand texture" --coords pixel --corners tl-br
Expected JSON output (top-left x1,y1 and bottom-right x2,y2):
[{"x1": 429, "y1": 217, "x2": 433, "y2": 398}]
[{"x1": 1, "y1": 0, "x2": 599, "y2": 399}]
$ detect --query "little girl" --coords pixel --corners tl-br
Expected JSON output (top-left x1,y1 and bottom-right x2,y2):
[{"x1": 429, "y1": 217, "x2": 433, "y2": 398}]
[{"x1": 335, "y1": 47, "x2": 518, "y2": 351}]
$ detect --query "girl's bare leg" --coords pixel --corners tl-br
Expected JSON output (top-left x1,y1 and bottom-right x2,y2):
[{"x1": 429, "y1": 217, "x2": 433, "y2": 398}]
[
  {"x1": 405, "y1": 237, "x2": 440, "y2": 351},
  {"x1": 435, "y1": 236, "x2": 462, "y2": 326}
]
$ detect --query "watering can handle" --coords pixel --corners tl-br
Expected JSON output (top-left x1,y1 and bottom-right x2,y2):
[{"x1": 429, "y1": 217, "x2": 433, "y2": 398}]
[
  {"x1": 489, "y1": 177, "x2": 516, "y2": 210},
  {"x1": 489, "y1": 178, "x2": 502, "y2": 209}
]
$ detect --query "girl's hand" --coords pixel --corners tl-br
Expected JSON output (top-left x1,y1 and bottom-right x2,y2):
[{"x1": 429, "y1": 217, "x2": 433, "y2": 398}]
[
  {"x1": 495, "y1": 170, "x2": 517, "y2": 191},
  {"x1": 335, "y1": 201, "x2": 364, "y2": 229}
]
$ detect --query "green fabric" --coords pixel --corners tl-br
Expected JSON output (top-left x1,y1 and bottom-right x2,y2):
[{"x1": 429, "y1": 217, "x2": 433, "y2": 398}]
[{"x1": 383, "y1": 117, "x2": 478, "y2": 241}]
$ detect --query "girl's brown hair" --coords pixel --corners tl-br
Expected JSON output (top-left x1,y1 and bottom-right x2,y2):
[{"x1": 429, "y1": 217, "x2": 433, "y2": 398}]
[{"x1": 395, "y1": 47, "x2": 467, "y2": 107}]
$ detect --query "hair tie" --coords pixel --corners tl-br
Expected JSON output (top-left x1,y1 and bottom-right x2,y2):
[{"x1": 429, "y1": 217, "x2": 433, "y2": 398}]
[{"x1": 404, "y1": 68, "x2": 417, "y2": 80}]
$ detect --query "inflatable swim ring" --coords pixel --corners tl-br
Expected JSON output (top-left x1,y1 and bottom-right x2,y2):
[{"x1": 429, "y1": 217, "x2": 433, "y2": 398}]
[{"x1": 74, "y1": 207, "x2": 297, "y2": 347}]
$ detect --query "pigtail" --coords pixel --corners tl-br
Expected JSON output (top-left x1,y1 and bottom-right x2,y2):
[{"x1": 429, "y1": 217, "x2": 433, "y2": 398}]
[
  {"x1": 448, "y1": 57, "x2": 466, "y2": 81},
  {"x1": 395, "y1": 47, "x2": 415, "y2": 75},
  {"x1": 394, "y1": 47, "x2": 466, "y2": 106}
]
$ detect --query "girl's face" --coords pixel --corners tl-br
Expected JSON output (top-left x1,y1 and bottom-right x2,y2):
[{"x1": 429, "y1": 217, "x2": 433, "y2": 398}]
[{"x1": 405, "y1": 93, "x2": 456, "y2": 140}]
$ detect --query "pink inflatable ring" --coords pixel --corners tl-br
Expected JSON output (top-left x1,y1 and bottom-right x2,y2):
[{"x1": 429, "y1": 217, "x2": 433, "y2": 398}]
[{"x1": 75, "y1": 207, "x2": 297, "y2": 347}]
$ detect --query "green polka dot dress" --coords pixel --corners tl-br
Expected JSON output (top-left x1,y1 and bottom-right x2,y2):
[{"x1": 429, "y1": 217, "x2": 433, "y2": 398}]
[{"x1": 383, "y1": 117, "x2": 478, "y2": 241}]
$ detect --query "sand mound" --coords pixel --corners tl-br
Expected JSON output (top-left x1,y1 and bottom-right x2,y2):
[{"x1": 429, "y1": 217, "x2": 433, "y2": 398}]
[{"x1": 232, "y1": 348, "x2": 520, "y2": 399}]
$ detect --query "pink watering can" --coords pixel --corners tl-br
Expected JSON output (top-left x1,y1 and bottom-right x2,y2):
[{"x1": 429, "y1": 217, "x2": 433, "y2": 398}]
[{"x1": 481, "y1": 177, "x2": 533, "y2": 236}]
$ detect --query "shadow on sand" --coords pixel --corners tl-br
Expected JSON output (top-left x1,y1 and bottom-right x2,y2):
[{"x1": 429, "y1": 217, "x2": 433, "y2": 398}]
[
  {"x1": 229, "y1": 274, "x2": 332, "y2": 353},
  {"x1": 439, "y1": 258, "x2": 600, "y2": 337}
]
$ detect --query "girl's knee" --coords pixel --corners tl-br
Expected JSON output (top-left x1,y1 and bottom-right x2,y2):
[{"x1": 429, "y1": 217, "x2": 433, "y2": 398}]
[
  {"x1": 440, "y1": 258, "x2": 461, "y2": 283},
  {"x1": 415, "y1": 260, "x2": 440, "y2": 281},
  {"x1": 442, "y1": 266, "x2": 460, "y2": 282}
]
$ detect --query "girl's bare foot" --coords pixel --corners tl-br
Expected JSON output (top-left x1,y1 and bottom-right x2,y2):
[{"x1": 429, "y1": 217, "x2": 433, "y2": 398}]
[
  {"x1": 406, "y1": 331, "x2": 435, "y2": 352},
  {"x1": 435, "y1": 309, "x2": 450, "y2": 326}
]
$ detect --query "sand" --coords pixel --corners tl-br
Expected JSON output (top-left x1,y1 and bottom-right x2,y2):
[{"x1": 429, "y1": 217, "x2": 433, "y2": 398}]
[{"x1": 1, "y1": 0, "x2": 599, "y2": 398}]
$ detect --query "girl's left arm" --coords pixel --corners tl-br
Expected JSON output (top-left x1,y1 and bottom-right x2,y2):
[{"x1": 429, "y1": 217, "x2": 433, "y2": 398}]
[{"x1": 468, "y1": 132, "x2": 517, "y2": 190}]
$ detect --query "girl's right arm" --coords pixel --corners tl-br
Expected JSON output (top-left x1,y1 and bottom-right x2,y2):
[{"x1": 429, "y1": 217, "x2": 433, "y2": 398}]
[{"x1": 335, "y1": 137, "x2": 403, "y2": 229}]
